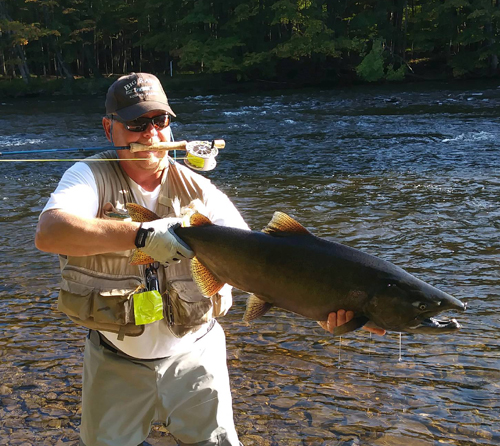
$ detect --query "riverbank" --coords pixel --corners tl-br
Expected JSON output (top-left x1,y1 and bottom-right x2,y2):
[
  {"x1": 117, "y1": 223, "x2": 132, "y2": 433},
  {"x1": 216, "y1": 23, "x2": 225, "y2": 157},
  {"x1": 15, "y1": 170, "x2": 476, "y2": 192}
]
[
  {"x1": 1, "y1": 71, "x2": 499, "y2": 101},
  {"x1": 0, "y1": 73, "x2": 320, "y2": 99},
  {"x1": 0, "y1": 74, "x2": 203, "y2": 99}
]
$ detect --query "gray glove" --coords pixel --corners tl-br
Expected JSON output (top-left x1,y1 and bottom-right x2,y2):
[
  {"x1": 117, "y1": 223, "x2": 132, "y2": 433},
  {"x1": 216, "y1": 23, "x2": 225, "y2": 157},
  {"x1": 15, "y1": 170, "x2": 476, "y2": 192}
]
[{"x1": 141, "y1": 218, "x2": 194, "y2": 265}]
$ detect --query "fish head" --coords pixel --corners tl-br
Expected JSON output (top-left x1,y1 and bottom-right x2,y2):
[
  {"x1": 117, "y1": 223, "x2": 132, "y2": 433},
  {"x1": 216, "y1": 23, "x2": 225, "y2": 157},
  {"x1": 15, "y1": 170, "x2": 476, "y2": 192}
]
[{"x1": 364, "y1": 272, "x2": 466, "y2": 335}]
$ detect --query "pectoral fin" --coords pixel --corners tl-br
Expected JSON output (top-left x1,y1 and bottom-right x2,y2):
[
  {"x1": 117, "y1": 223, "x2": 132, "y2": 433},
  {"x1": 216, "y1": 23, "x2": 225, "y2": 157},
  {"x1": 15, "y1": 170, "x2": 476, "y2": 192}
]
[
  {"x1": 130, "y1": 249, "x2": 155, "y2": 265},
  {"x1": 243, "y1": 294, "x2": 273, "y2": 322},
  {"x1": 191, "y1": 257, "x2": 225, "y2": 297},
  {"x1": 126, "y1": 203, "x2": 160, "y2": 222},
  {"x1": 331, "y1": 316, "x2": 370, "y2": 336}
]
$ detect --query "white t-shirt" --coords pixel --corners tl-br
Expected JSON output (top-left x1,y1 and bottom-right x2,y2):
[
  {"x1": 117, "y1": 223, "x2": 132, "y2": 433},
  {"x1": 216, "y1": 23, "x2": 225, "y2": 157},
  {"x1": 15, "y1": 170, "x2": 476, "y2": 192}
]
[{"x1": 42, "y1": 161, "x2": 249, "y2": 359}]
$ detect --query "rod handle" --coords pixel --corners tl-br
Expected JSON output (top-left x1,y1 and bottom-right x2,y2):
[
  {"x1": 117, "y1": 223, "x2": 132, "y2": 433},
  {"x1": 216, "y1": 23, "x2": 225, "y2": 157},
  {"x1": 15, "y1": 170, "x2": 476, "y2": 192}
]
[{"x1": 129, "y1": 141, "x2": 188, "y2": 153}]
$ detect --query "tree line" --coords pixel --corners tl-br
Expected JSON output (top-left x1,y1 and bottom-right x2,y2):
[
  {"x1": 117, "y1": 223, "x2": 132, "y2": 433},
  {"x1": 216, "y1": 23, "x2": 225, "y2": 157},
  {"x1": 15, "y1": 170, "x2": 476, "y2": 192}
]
[{"x1": 1, "y1": 0, "x2": 500, "y2": 86}]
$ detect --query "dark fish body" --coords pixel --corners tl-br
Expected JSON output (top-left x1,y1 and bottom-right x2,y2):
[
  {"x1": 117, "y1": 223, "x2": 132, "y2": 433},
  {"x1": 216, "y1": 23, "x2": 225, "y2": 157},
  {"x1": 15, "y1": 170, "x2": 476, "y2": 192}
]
[
  {"x1": 127, "y1": 203, "x2": 465, "y2": 335},
  {"x1": 176, "y1": 219, "x2": 465, "y2": 335},
  {"x1": 177, "y1": 225, "x2": 389, "y2": 319}
]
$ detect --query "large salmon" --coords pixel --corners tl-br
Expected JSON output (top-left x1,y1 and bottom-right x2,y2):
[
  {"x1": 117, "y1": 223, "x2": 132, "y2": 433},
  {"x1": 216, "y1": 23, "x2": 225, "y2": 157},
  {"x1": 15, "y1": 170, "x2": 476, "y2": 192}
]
[{"x1": 127, "y1": 203, "x2": 466, "y2": 336}]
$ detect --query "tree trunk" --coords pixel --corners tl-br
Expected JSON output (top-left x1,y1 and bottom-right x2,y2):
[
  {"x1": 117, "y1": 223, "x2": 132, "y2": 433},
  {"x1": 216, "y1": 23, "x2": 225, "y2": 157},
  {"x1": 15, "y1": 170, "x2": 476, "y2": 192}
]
[
  {"x1": 0, "y1": 1, "x2": 30, "y2": 83},
  {"x1": 15, "y1": 44, "x2": 30, "y2": 84},
  {"x1": 491, "y1": 54, "x2": 498, "y2": 74},
  {"x1": 122, "y1": 44, "x2": 127, "y2": 73},
  {"x1": 110, "y1": 37, "x2": 114, "y2": 74},
  {"x1": 402, "y1": 0, "x2": 408, "y2": 63},
  {"x1": 491, "y1": 1, "x2": 500, "y2": 74},
  {"x1": 83, "y1": 44, "x2": 102, "y2": 78},
  {"x1": 40, "y1": 41, "x2": 47, "y2": 76},
  {"x1": 0, "y1": 50, "x2": 6, "y2": 76},
  {"x1": 54, "y1": 47, "x2": 75, "y2": 82}
]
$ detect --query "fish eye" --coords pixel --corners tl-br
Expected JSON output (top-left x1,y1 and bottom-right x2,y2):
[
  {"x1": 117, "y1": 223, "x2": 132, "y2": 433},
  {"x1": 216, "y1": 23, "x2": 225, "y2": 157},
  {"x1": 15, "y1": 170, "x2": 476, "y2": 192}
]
[{"x1": 412, "y1": 301, "x2": 427, "y2": 311}]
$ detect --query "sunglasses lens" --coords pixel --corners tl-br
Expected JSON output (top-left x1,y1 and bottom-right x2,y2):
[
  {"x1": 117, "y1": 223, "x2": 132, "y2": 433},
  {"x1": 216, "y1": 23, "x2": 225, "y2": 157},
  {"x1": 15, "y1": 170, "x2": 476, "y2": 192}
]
[
  {"x1": 152, "y1": 114, "x2": 170, "y2": 129},
  {"x1": 125, "y1": 122, "x2": 148, "y2": 132},
  {"x1": 124, "y1": 114, "x2": 170, "y2": 132}
]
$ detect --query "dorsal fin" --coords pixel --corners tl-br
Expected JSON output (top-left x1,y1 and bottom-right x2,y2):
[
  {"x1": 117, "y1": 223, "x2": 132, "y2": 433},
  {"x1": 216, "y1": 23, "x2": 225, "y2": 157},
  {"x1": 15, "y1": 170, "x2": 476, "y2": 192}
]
[
  {"x1": 190, "y1": 212, "x2": 213, "y2": 227},
  {"x1": 126, "y1": 203, "x2": 160, "y2": 222},
  {"x1": 262, "y1": 211, "x2": 312, "y2": 236}
]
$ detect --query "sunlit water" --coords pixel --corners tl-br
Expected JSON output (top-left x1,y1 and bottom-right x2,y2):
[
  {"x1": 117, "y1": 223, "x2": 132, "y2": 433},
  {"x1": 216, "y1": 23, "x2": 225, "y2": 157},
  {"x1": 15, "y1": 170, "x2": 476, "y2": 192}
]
[{"x1": 0, "y1": 82, "x2": 499, "y2": 445}]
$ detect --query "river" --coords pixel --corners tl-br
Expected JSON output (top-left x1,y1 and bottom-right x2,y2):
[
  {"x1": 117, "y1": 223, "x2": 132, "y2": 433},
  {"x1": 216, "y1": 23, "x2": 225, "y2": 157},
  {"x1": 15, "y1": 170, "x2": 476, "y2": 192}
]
[{"x1": 0, "y1": 81, "x2": 499, "y2": 445}]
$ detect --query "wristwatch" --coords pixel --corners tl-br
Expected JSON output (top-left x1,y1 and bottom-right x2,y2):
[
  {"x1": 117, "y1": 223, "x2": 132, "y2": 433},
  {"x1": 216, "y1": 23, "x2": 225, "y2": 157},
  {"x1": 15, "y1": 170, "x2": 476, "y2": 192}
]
[{"x1": 135, "y1": 223, "x2": 153, "y2": 248}]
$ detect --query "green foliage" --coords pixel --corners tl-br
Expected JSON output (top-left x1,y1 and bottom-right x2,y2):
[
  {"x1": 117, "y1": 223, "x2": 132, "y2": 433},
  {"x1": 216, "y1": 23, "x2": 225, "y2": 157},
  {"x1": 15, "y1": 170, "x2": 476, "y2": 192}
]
[
  {"x1": 356, "y1": 40, "x2": 406, "y2": 82},
  {"x1": 273, "y1": 16, "x2": 338, "y2": 59},
  {"x1": 1, "y1": 0, "x2": 500, "y2": 88},
  {"x1": 177, "y1": 37, "x2": 244, "y2": 73},
  {"x1": 356, "y1": 40, "x2": 385, "y2": 82},
  {"x1": 385, "y1": 64, "x2": 406, "y2": 82}
]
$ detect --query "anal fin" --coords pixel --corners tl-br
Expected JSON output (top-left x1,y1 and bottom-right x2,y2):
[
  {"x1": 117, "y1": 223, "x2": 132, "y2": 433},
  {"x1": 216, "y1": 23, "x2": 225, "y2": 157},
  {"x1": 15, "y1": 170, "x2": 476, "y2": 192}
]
[
  {"x1": 331, "y1": 316, "x2": 369, "y2": 336},
  {"x1": 243, "y1": 294, "x2": 273, "y2": 322},
  {"x1": 191, "y1": 257, "x2": 225, "y2": 296}
]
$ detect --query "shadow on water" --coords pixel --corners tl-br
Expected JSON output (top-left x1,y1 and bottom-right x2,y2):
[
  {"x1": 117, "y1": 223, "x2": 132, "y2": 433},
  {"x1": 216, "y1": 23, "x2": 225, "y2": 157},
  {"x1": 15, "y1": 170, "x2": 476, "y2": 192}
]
[{"x1": 1, "y1": 84, "x2": 499, "y2": 445}]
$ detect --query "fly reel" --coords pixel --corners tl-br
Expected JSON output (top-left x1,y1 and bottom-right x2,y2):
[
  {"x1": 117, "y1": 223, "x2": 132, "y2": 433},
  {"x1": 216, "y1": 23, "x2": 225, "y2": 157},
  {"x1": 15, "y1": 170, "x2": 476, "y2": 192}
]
[
  {"x1": 128, "y1": 139, "x2": 225, "y2": 172},
  {"x1": 184, "y1": 140, "x2": 224, "y2": 171}
]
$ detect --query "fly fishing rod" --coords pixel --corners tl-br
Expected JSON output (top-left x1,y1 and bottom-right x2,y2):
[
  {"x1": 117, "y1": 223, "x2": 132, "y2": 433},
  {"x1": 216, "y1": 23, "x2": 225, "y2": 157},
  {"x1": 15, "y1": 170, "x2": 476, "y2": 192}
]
[{"x1": 0, "y1": 139, "x2": 225, "y2": 172}]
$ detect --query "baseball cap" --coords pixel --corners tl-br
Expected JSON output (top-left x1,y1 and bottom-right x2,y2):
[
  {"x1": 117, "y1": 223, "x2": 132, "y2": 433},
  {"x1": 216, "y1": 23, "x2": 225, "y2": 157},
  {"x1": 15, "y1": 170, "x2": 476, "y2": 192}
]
[{"x1": 105, "y1": 73, "x2": 176, "y2": 120}]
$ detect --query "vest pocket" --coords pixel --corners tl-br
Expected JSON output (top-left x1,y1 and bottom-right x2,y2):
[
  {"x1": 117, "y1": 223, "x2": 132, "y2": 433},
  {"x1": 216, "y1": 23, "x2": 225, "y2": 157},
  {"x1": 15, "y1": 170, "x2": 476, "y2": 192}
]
[
  {"x1": 165, "y1": 288, "x2": 231, "y2": 338},
  {"x1": 58, "y1": 266, "x2": 144, "y2": 333}
]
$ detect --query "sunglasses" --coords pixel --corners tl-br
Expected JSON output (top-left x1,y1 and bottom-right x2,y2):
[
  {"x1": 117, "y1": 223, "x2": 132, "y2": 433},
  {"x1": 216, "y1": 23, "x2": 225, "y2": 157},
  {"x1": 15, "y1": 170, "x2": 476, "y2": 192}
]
[{"x1": 112, "y1": 114, "x2": 171, "y2": 132}]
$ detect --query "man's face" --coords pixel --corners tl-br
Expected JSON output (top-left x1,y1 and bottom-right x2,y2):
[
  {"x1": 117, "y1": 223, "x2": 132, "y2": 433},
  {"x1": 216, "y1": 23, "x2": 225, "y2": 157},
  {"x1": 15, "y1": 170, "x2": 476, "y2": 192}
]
[{"x1": 102, "y1": 110, "x2": 172, "y2": 172}]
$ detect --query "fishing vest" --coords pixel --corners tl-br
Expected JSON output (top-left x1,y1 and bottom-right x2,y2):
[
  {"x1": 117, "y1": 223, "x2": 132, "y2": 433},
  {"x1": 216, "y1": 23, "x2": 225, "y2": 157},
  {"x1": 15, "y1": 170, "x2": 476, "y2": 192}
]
[{"x1": 57, "y1": 150, "x2": 231, "y2": 339}]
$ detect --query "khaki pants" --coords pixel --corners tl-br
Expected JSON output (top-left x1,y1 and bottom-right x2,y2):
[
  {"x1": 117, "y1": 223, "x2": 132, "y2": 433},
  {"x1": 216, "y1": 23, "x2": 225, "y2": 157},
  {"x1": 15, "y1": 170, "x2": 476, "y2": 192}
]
[{"x1": 79, "y1": 322, "x2": 241, "y2": 446}]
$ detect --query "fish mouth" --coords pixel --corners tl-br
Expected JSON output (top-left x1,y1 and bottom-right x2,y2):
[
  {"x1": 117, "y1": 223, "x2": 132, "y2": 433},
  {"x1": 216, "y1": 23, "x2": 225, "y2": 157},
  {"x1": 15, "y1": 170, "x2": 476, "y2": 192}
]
[
  {"x1": 407, "y1": 316, "x2": 461, "y2": 334},
  {"x1": 404, "y1": 298, "x2": 466, "y2": 334}
]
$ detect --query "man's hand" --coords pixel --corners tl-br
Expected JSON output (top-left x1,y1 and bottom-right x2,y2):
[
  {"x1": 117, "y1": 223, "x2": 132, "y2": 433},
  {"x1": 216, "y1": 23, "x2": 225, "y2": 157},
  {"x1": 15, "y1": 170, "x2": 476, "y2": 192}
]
[
  {"x1": 140, "y1": 218, "x2": 194, "y2": 264},
  {"x1": 326, "y1": 310, "x2": 386, "y2": 336}
]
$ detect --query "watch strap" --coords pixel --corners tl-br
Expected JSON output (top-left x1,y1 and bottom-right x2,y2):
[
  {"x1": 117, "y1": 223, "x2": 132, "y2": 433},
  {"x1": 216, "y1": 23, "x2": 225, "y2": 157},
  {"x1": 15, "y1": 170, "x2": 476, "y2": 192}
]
[{"x1": 135, "y1": 223, "x2": 153, "y2": 248}]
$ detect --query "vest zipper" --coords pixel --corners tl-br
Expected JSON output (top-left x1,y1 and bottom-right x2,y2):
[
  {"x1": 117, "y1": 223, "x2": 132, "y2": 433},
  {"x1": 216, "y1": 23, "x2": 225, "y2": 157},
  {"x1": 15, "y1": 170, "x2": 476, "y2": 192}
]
[{"x1": 165, "y1": 292, "x2": 174, "y2": 325}]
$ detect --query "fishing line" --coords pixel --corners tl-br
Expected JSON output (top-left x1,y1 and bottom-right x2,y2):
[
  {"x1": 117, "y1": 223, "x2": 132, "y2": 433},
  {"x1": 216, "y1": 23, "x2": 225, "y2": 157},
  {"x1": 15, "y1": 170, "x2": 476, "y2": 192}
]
[
  {"x1": 0, "y1": 158, "x2": 190, "y2": 162},
  {"x1": 367, "y1": 332, "x2": 373, "y2": 379},
  {"x1": 0, "y1": 146, "x2": 129, "y2": 155},
  {"x1": 398, "y1": 332, "x2": 402, "y2": 361},
  {"x1": 337, "y1": 335, "x2": 342, "y2": 367},
  {"x1": 0, "y1": 139, "x2": 224, "y2": 171}
]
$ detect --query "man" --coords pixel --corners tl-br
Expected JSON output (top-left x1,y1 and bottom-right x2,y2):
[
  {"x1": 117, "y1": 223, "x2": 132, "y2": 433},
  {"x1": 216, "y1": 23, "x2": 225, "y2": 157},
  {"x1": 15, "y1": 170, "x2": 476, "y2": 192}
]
[{"x1": 35, "y1": 73, "x2": 383, "y2": 446}]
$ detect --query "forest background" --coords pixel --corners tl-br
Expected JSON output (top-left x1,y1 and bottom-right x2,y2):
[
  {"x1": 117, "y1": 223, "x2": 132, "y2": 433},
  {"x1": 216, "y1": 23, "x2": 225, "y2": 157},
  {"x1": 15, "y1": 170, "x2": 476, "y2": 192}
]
[{"x1": 1, "y1": 0, "x2": 500, "y2": 96}]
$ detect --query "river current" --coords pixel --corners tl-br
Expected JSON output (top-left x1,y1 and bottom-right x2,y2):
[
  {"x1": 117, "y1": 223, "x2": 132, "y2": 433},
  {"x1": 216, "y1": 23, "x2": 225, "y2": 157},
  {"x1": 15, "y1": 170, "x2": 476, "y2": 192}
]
[{"x1": 0, "y1": 82, "x2": 499, "y2": 445}]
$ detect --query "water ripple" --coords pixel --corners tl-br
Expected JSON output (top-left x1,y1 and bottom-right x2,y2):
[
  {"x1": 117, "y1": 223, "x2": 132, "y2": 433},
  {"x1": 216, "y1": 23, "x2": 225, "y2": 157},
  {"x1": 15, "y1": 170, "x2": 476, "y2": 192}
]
[{"x1": 2, "y1": 85, "x2": 500, "y2": 445}]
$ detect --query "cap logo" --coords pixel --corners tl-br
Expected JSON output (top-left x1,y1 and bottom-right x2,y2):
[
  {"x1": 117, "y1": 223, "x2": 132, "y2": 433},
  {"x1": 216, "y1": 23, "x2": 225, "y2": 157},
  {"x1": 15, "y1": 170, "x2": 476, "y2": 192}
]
[
  {"x1": 123, "y1": 77, "x2": 158, "y2": 100},
  {"x1": 123, "y1": 81, "x2": 136, "y2": 91}
]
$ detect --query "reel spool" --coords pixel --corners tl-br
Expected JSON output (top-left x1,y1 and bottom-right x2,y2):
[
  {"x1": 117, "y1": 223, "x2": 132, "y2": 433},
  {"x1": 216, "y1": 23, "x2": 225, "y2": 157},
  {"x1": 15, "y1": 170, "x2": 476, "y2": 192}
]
[
  {"x1": 129, "y1": 139, "x2": 225, "y2": 172},
  {"x1": 184, "y1": 140, "x2": 224, "y2": 172}
]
